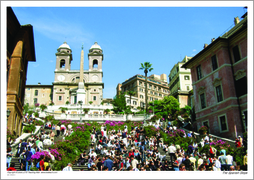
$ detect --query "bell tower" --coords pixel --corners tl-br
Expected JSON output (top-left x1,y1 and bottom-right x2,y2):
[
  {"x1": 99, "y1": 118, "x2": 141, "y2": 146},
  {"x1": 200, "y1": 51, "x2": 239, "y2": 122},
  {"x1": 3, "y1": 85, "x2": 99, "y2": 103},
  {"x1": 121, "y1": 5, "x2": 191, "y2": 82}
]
[
  {"x1": 88, "y1": 42, "x2": 103, "y2": 71},
  {"x1": 55, "y1": 42, "x2": 72, "y2": 72}
]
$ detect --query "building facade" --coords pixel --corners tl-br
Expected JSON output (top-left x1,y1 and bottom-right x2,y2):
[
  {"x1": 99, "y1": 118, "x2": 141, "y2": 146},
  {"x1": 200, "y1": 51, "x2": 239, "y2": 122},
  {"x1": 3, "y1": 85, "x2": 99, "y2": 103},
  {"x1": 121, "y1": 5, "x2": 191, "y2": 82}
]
[
  {"x1": 169, "y1": 56, "x2": 193, "y2": 108},
  {"x1": 118, "y1": 74, "x2": 170, "y2": 109},
  {"x1": 7, "y1": 7, "x2": 36, "y2": 136},
  {"x1": 182, "y1": 14, "x2": 247, "y2": 140},
  {"x1": 24, "y1": 83, "x2": 53, "y2": 106},
  {"x1": 52, "y1": 42, "x2": 104, "y2": 106}
]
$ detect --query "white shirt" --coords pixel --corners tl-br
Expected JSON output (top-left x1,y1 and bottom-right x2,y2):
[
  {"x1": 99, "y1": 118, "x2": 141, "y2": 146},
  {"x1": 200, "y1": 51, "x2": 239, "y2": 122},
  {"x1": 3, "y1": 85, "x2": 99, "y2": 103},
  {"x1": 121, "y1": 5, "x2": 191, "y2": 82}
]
[
  {"x1": 226, "y1": 155, "x2": 233, "y2": 165},
  {"x1": 62, "y1": 166, "x2": 73, "y2": 171},
  {"x1": 168, "y1": 145, "x2": 176, "y2": 153}
]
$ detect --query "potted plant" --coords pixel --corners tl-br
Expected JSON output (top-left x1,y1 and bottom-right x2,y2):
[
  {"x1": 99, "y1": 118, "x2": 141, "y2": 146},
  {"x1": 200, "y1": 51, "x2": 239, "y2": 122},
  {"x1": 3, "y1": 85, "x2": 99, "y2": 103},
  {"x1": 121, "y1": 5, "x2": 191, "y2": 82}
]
[
  {"x1": 34, "y1": 111, "x2": 39, "y2": 117},
  {"x1": 59, "y1": 107, "x2": 68, "y2": 113},
  {"x1": 104, "y1": 109, "x2": 110, "y2": 114},
  {"x1": 89, "y1": 101, "x2": 93, "y2": 105},
  {"x1": 198, "y1": 126, "x2": 208, "y2": 135},
  {"x1": 49, "y1": 101, "x2": 54, "y2": 106},
  {"x1": 40, "y1": 104, "x2": 47, "y2": 111},
  {"x1": 83, "y1": 108, "x2": 89, "y2": 114},
  {"x1": 65, "y1": 101, "x2": 70, "y2": 105}
]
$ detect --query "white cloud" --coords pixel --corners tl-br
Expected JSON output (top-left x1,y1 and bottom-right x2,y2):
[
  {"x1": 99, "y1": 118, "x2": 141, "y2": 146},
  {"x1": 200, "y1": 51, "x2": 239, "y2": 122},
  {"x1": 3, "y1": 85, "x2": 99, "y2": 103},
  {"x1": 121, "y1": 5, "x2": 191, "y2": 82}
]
[
  {"x1": 31, "y1": 15, "x2": 94, "y2": 49},
  {"x1": 193, "y1": 49, "x2": 196, "y2": 52}
]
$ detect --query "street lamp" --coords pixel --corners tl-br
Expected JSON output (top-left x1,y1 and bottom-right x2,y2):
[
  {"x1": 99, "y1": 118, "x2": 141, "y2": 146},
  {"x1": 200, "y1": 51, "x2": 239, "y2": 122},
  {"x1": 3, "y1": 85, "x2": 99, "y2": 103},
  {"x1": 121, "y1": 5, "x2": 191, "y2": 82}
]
[
  {"x1": 242, "y1": 112, "x2": 246, "y2": 132},
  {"x1": 78, "y1": 101, "x2": 83, "y2": 123},
  {"x1": 7, "y1": 108, "x2": 11, "y2": 121},
  {"x1": 143, "y1": 103, "x2": 146, "y2": 126}
]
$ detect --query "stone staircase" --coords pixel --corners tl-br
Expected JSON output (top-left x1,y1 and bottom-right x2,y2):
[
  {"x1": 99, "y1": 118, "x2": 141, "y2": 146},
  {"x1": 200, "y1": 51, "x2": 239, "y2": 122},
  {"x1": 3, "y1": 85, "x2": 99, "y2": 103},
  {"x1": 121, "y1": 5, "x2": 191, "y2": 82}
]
[{"x1": 10, "y1": 157, "x2": 22, "y2": 171}]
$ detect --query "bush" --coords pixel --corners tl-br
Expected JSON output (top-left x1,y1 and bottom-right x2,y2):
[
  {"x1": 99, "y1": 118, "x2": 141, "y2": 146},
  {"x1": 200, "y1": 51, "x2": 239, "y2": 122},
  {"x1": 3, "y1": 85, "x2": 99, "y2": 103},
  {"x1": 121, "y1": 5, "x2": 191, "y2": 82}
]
[{"x1": 23, "y1": 124, "x2": 36, "y2": 133}]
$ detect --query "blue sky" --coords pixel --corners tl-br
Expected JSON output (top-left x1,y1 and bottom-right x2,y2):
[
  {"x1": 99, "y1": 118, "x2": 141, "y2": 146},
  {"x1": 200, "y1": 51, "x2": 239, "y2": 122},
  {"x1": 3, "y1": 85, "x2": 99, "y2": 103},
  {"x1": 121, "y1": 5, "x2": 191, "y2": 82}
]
[{"x1": 7, "y1": 2, "x2": 250, "y2": 99}]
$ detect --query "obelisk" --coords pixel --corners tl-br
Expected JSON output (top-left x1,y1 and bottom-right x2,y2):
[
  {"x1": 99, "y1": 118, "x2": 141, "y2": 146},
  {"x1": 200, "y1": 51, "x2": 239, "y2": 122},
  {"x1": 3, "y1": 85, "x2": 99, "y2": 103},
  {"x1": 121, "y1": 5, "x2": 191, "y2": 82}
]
[{"x1": 77, "y1": 45, "x2": 86, "y2": 104}]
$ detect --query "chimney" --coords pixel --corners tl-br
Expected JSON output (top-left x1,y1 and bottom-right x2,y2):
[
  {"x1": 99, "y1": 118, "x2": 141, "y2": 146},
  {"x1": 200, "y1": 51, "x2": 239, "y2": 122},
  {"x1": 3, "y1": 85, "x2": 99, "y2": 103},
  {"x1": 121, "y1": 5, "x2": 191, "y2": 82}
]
[
  {"x1": 38, "y1": 82, "x2": 41, "y2": 85},
  {"x1": 234, "y1": 17, "x2": 240, "y2": 25},
  {"x1": 204, "y1": 44, "x2": 208, "y2": 48}
]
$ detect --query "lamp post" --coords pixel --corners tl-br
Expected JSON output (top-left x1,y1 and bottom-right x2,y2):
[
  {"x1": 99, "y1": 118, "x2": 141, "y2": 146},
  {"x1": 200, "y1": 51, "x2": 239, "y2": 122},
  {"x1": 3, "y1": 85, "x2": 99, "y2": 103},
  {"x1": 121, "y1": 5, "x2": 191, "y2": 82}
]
[
  {"x1": 242, "y1": 112, "x2": 246, "y2": 132},
  {"x1": 78, "y1": 101, "x2": 83, "y2": 123},
  {"x1": 7, "y1": 108, "x2": 11, "y2": 122},
  {"x1": 143, "y1": 103, "x2": 146, "y2": 126}
]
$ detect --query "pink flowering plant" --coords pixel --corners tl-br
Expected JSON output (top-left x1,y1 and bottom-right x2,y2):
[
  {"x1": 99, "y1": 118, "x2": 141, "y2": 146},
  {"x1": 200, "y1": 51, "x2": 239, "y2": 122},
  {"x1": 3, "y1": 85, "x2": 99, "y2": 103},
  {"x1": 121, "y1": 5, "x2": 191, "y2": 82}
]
[{"x1": 35, "y1": 103, "x2": 40, "y2": 107}]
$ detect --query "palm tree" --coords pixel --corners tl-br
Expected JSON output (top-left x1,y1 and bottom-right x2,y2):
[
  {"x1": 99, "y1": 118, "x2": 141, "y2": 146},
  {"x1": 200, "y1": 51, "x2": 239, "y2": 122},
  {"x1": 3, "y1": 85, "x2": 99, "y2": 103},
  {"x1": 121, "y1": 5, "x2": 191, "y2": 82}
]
[
  {"x1": 139, "y1": 62, "x2": 153, "y2": 113},
  {"x1": 127, "y1": 90, "x2": 136, "y2": 109}
]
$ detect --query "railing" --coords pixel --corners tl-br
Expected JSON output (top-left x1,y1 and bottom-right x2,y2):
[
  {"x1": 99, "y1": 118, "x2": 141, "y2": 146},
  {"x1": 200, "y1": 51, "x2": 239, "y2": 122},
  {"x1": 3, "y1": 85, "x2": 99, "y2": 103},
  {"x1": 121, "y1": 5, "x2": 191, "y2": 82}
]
[{"x1": 42, "y1": 111, "x2": 152, "y2": 122}]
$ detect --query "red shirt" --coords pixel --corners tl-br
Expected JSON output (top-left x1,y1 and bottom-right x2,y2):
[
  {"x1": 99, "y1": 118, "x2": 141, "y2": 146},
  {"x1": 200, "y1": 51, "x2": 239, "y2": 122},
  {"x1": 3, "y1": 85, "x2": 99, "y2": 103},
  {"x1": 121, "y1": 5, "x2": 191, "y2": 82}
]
[
  {"x1": 7, "y1": 167, "x2": 16, "y2": 171},
  {"x1": 129, "y1": 152, "x2": 134, "y2": 157},
  {"x1": 39, "y1": 160, "x2": 44, "y2": 171}
]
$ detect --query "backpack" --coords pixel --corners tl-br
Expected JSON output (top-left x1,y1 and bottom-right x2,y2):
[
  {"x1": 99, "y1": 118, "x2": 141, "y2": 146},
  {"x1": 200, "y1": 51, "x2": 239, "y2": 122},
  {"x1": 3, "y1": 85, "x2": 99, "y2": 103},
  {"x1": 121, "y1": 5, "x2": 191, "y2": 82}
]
[{"x1": 36, "y1": 162, "x2": 40, "y2": 168}]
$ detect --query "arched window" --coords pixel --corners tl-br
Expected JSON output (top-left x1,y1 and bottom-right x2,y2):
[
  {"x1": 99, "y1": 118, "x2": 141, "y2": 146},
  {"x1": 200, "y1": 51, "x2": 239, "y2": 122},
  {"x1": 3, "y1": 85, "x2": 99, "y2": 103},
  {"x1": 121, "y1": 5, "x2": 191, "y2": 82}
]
[
  {"x1": 93, "y1": 59, "x2": 98, "y2": 69},
  {"x1": 60, "y1": 59, "x2": 65, "y2": 68}
]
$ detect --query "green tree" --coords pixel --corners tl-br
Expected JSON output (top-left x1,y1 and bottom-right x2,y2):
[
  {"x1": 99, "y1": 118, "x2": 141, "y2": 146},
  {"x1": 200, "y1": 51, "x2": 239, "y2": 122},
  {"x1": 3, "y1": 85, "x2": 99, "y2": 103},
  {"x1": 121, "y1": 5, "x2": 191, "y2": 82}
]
[
  {"x1": 127, "y1": 90, "x2": 136, "y2": 109},
  {"x1": 150, "y1": 96, "x2": 180, "y2": 121},
  {"x1": 112, "y1": 93, "x2": 127, "y2": 113},
  {"x1": 23, "y1": 103, "x2": 30, "y2": 115},
  {"x1": 139, "y1": 62, "x2": 153, "y2": 113}
]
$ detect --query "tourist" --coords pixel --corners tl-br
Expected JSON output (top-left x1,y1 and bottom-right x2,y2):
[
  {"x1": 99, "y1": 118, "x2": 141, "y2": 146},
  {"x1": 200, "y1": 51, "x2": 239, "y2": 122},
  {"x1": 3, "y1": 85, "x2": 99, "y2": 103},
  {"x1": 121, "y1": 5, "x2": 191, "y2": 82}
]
[
  {"x1": 62, "y1": 163, "x2": 73, "y2": 171},
  {"x1": 219, "y1": 152, "x2": 228, "y2": 171},
  {"x1": 104, "y1": 156, "x2": 113, "y2": 171},
  {"x1": 25, "y1": 147, "x2": 33, "y2": 171}
]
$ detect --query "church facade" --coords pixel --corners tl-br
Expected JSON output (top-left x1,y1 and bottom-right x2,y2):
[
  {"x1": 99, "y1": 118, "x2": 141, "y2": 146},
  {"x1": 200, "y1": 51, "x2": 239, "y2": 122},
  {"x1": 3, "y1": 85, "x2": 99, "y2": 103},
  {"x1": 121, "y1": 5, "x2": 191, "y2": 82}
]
[{"x1": 53, "y1": 42, "x2": 104, "y2": 106}]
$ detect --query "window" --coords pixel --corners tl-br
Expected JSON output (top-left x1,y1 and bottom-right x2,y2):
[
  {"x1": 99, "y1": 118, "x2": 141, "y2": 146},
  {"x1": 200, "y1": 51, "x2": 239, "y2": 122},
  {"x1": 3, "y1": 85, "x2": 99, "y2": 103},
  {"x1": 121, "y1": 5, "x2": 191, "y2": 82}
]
[
  {"x1": 154, "y1": 86, "x2": 156, "y2": 90},
  {"x1": 196, "y1": 65, "x2": 202, "y2": 80},
  {"x1": 127, "y1": 100, "x2": 130, "y2": 104},
  {"x1": 233, "y1": 45, "x2": 241, "y2": 63},
  {"x1": 149, "y1": 84, "x2": 152, "y2": 89},
  {"x1": 94, "y1": 89, "x2": 96, "y2": 92},
  {"x1": 93, "y1": 59, "x2": 98, "y2": 69},
  {"x1": 235, "y1": 77, "x2": 247, "y2": 97},
  {"x1": 133, "y1": 101, "x2": 137, "y2": 105},
  {"x1": 60, "y1": 59, "x2": 65, "y2": 68},
  {"x1": 34, "y1": 90, "x2": 38, "y2": 96},
  {"x1": 59, "y1": 96, "x2": 62, "y2": 101},
  {"x1": 216, "y1": 85, "x2": 223, "y2": 102},
  {"x1": 140, "y1": 95, "x2": 144, "y2": 99},
  {"x1": 34, "y1": 98, "x2": 38, "y2": 104},
  {"x1": 184, "y1": 76, "x2": 190, "y2": 80},
  {"x1": 200, "y1": 93, "x2": 206, "y2": 109},
  {"x1": 211, "y1": 55, "x2": 218, "y2": 71},
  {"x1": 187, "y1": 86, "x2": 190, "y2": 91},
  {"x1": 93, "y1": 96, "x2": 96, "y2": 101},
  {"x1": 60, "y1": 89, "x2": 62, "y2": 92},
  {"x1": 150, "y1": 97, "x2": 153, "y2": 101},
  {"x1": 139, "y1": 81, "x2": 142, "y2": 86},
  {"x1": 219, "y1": 115, "x2": 228, "y2": 131}
]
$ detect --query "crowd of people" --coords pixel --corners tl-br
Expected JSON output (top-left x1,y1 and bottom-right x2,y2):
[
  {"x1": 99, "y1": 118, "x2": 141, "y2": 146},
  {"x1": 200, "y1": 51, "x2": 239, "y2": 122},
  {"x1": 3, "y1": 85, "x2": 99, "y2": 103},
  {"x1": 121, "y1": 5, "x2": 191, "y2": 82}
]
[{"x1": 7, "y1": 119, "x2": 247, "y2": 172}]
